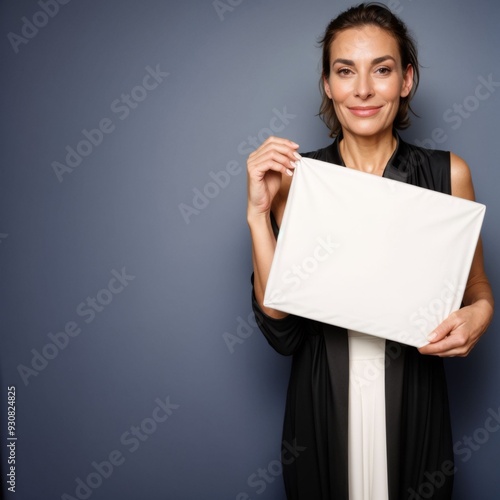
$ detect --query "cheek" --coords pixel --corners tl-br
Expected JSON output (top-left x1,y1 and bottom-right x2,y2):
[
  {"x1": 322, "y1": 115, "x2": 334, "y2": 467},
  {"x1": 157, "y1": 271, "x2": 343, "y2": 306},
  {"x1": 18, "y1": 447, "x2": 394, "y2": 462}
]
[
  {"x1": 379, "y1": 79, "x2": 404, "y2": 100},
  {"x1": 330, "y1": 80, "x2": 350, "y2": 102}
]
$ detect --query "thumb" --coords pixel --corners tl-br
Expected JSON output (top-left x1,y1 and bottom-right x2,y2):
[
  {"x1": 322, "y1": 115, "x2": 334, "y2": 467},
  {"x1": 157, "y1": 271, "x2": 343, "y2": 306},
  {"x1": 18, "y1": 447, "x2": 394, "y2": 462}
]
[{"x1": 426, "y1": 312, "x2": 459, "y2": 343}]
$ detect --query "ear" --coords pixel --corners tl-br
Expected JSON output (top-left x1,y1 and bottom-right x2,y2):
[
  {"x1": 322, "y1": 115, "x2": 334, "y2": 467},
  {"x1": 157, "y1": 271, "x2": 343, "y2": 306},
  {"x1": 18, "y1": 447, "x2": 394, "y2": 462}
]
[
  {"x1": 323, "y1": 74, "x2": 332, "y2": 99},
  {"x1": 400, "y1": 64, "x2": 414, "y2": 98}
]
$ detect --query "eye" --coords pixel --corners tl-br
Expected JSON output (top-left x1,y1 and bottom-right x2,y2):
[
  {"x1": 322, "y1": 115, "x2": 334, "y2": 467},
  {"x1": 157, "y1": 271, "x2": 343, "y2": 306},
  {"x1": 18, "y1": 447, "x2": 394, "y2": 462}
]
[
  {"x1": 375, "y1": 66, "x2": 391, "y2": 75},
  {"x1": 337, "y1": 67, "x2": 353, "y2": 76}
]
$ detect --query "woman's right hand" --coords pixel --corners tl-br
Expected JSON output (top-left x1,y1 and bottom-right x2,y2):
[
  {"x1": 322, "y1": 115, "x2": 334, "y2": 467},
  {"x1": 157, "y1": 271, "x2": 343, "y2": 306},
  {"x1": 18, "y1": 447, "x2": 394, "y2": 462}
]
[{"x1": 246, "y1": 136, "x2": 301, "y2": 219}]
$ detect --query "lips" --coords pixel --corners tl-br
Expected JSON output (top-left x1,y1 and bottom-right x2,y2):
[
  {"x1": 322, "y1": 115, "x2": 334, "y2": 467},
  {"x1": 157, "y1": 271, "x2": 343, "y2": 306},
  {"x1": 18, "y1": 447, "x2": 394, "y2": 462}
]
[{"x1": 348, "y1": 106, "x2": 382, "y2": 117}]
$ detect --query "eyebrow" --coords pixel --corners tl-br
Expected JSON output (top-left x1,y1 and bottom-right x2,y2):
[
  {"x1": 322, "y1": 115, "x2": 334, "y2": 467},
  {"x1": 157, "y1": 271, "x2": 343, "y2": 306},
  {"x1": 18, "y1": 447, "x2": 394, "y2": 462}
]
[{"x1": 332, "y1": 55, "x2": 397, "y2": 66}]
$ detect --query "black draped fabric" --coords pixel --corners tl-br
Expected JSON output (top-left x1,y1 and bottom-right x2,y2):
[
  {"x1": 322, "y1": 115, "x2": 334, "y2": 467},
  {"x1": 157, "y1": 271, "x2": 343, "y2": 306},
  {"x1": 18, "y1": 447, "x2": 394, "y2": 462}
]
[{"x1": 252, "y1": 135, "x2": 454, "y2": 500}]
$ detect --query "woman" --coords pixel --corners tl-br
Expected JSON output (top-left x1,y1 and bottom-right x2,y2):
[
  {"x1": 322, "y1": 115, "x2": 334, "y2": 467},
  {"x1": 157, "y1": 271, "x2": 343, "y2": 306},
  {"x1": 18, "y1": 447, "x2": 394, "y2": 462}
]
[{"x1": 246, "y1": 3, "x2": 494, "y2": 500}]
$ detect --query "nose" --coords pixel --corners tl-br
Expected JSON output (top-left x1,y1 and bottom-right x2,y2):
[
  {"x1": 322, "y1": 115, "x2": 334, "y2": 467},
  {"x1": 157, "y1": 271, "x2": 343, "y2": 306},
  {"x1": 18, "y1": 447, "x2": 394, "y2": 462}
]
[{"x1": 354, "y1": 71, "x2": 374, "y2": 99}]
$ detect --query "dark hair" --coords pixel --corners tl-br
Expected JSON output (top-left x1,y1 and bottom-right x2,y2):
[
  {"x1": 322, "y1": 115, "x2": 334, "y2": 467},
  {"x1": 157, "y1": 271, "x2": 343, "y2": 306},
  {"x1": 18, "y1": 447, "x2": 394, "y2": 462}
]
[{"x1": 318, "y1": 2, "x2": 420, "y2": 137}]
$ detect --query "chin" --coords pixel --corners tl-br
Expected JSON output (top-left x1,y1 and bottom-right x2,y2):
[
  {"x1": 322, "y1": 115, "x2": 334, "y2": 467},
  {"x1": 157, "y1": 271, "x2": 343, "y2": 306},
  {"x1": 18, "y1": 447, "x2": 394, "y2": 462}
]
[{"x1": 342, "y1": 121, "x2": 393, "y2": 138}]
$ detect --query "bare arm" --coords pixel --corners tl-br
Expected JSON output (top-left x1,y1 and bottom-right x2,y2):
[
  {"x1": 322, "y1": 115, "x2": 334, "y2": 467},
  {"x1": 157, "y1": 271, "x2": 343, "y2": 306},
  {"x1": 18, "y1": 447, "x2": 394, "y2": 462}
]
[
  {"x1": 247, "y1": 136, "x2": 299, "y2": 318},
  {"x1": 419, "y1": 152, "x2": 494, "y2": 357}
]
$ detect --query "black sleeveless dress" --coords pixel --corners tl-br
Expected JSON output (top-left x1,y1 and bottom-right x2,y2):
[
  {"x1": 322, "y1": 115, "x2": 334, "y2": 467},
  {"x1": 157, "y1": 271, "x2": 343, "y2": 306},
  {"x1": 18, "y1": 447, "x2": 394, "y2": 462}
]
[{"x1": 251, "y1": 135, "x2": 454, "y2": 500}]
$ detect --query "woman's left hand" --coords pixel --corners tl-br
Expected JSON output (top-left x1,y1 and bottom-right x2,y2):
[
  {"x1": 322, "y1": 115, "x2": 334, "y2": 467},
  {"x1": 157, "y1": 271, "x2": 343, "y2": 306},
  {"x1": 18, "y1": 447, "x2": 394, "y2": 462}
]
[
  {"x1": 419, "y1": 153, "x2": 494, "y2": 357},
  {"x1": 418, "y1": 299, "x2": 493, "y2": 357}
]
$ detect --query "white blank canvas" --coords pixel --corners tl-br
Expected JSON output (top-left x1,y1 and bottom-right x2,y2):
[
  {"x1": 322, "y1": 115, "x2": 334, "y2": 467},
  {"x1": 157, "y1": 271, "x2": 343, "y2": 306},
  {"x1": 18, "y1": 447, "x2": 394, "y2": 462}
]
[{"x1": 263, "y1": 157, "x2": 485, "y2": 348}]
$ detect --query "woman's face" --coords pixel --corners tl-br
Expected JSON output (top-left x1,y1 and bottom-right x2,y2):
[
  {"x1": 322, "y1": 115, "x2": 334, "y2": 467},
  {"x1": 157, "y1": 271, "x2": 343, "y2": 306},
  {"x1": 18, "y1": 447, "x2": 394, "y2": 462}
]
[{"x1": 323, "y1": 25, "x2": 413, "y2": 139}]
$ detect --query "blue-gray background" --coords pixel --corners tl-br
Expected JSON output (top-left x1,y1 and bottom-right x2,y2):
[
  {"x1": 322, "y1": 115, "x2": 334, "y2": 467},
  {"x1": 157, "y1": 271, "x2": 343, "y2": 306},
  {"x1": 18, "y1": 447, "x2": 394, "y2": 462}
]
[{"x1": 1, "y1": 0, "x2": 499, "y2": 498}]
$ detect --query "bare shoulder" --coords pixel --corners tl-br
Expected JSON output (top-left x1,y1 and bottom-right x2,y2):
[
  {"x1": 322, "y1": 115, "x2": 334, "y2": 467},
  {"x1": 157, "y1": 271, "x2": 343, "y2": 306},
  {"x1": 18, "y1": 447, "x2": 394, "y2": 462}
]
[{"x1": 450, "y1": 152, "x2": 475, "y2": 201}]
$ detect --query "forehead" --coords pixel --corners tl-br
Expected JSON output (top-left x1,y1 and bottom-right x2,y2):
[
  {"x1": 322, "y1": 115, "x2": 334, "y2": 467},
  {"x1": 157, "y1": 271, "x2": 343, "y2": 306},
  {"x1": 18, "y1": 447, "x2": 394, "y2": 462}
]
[{"x1": 329, "y1": 25, "x2": 401, "y2": 63}]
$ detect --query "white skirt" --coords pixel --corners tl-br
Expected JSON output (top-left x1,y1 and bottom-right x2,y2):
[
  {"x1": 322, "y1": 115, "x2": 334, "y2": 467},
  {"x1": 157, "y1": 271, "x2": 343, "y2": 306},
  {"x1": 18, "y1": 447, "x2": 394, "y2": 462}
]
[{"x1": 347, "y1": 330, "x2": 389, "y2": 500}]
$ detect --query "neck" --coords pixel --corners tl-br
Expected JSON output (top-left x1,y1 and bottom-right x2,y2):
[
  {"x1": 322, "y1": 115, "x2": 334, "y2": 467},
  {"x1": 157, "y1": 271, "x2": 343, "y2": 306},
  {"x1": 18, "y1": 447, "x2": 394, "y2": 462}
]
[{"x1": 339, "y1": 129, "x2": 397, "y2": 176}]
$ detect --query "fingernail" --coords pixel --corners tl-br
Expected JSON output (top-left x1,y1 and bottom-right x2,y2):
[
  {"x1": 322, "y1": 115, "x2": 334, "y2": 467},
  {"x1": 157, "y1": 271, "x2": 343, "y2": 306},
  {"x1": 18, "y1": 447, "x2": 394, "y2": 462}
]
[
  {"x1": 285, "y1": 168, "x2": 293, "y2": 176},
  {"x1": 427, "y1": 331, "x2": 437, "y2": 341},
  {"x1": 293, "y1": 152, "x2": 302, "y2": 160},
  {"x1": 291, "y1": 141, "x2": 299, "y2": 147}
]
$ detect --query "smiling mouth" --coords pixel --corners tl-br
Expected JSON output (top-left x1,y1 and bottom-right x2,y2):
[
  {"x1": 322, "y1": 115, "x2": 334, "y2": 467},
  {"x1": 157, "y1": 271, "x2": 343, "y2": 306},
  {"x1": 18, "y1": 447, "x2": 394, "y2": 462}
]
[{"x1": 348, "y1": 106, "x2": 383, "y2": 117}]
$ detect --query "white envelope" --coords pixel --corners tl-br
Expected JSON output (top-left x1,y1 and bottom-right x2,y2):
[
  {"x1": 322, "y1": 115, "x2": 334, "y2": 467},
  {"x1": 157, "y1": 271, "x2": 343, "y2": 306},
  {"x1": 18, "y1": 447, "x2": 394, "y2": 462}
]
[{"x1": 263, "y1": 157, "x2": 485, "y2": 348}]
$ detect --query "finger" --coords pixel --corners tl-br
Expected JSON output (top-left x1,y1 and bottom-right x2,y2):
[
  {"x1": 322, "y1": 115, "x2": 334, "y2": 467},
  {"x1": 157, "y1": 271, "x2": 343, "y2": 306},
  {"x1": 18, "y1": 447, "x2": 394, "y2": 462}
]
[
  {"x1": 261, "y1": 136, "x2": 299, "y2": 150},
  {"x1": 425, "y1": 311, "x2": 462, "y2": 343},
  {"x1": 249, "y1": 153, "x2": 299, "y2": 181},
  {"x1": 418, "y1": 323, "x2": 473, "y2": 357},
  {"x1": 257, "y1": 159, "x2": 296, "y2": 180},
  {"x1": 249, "y1": 157, "x2": 295, "y2": 179},
  {"x1": 250, "y1": 137, "x2": 300, "y2": 163},
  {"x1": 418, "y1": 333, "x2": 465, "y2": 356},
  {"x1": 419, "y1": 341, "x2": 474, "y2": 357},
  {"x1": 251, "y1": 147, "x2": 301, "y2": 170}
]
